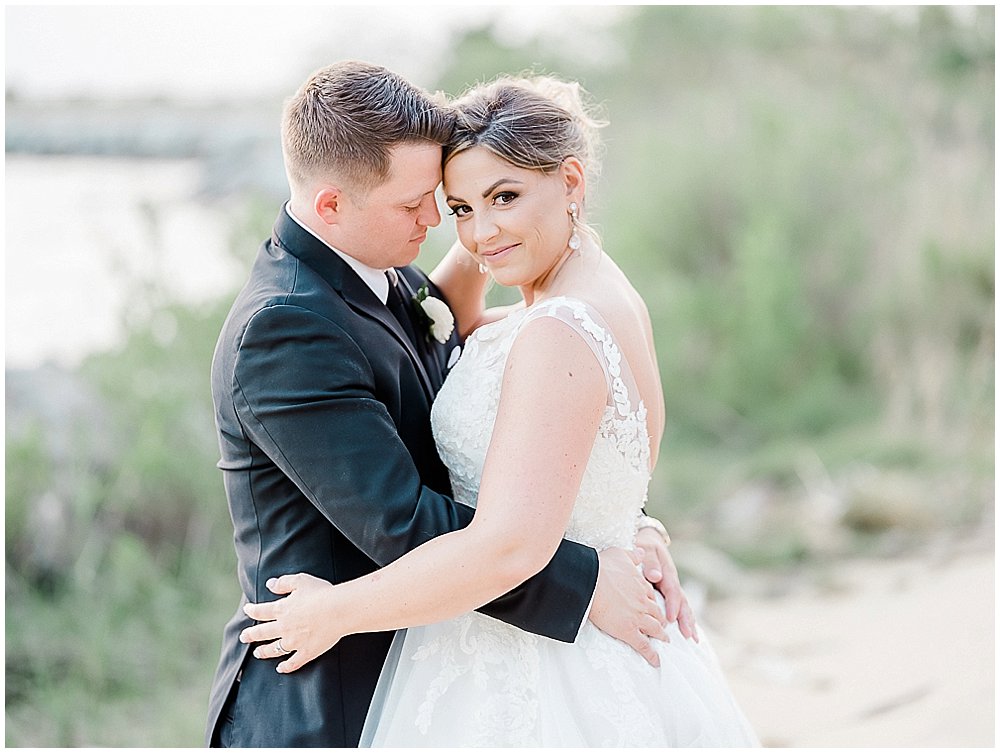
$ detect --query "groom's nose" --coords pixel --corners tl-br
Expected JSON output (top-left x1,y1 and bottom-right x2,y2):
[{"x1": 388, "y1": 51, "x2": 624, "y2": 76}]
[{"x1": 417, "y1": 193, "x2": 441, "y2": 228}]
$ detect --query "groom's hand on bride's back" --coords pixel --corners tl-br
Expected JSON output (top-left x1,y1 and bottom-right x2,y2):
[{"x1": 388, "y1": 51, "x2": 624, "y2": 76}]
[{"x1": 589, "y1": 548, "x2": 669, "y2": 667}]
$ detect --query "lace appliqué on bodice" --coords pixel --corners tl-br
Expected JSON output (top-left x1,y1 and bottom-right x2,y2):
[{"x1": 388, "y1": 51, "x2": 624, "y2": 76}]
[{"x1": 410, "y1": 296, "x2": 654, "y2": 742}]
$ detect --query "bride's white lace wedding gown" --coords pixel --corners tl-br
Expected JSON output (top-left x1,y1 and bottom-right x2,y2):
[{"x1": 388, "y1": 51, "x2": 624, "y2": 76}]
[{"x1": 361, "y1": 296, "x2": 758, "y2": 747}]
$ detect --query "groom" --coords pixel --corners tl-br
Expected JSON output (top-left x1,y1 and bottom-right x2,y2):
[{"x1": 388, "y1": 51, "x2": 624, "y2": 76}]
[{"x1": 207, "y1": 61, "x2": 687, "y2": 748}]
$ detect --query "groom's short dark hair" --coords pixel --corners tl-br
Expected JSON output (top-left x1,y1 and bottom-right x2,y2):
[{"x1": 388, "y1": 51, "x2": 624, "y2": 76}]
[{"x1": 282, "y1": 60, "x2": 454, "y2": 195}]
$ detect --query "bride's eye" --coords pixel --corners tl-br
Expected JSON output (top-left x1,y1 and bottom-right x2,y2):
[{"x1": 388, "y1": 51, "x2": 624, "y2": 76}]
[
  {"x1": 447, "y1": 204, "x2": 471, "y2": 217},
  {"x1": 494, "y1": 191, "x2": 517, "y2": 206}
]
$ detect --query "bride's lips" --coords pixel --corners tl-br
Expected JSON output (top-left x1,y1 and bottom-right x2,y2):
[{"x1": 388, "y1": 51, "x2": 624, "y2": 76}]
[{"x1": 479, "y1": 243, "x2": 519, "y2": 263}]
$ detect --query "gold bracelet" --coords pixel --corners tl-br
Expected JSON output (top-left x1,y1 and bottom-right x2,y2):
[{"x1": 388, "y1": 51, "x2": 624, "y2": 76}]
[{"x1": 637, "y1": 515, "x2": 671, "y2": 545}]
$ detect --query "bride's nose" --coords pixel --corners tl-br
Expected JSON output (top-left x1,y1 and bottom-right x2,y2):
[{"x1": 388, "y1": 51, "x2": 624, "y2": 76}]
[{"x1": 472, "y1": 213, "x2": 499, "y2": 245}]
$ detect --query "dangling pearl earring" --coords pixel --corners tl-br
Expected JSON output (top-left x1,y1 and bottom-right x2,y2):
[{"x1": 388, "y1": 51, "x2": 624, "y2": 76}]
[
  {"x1": 567, "y1": 202, "x2": 582, "y2": 251},
  {"x1": 478, "y1": 263, "x2": 488, "y2": 274}
]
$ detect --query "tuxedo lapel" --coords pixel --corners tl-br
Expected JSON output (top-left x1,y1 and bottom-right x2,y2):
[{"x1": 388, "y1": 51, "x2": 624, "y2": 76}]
[
  {"x1": 395, "y1": 271, "x2": 447, "y2": 393},
  {"x1": 340, "y1": 280, "x2": 438, "y2": 400},
  {"x1": 269, "y1": 210, "x2": 437, "y2": 400}
]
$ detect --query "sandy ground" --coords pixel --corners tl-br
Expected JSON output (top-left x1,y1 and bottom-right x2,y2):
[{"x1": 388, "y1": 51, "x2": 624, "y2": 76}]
[{"x1": 701, "y1": 535, "x2": 995, "y2": 747}]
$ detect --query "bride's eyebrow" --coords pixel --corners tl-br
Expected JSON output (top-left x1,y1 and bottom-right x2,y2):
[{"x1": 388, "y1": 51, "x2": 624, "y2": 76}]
[{"x1": 446, "y1": 178, "x2": 525, "y2": 204}]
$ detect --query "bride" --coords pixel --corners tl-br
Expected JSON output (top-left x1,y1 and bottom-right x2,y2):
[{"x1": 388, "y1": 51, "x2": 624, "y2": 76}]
[{"x1": 238, "y1": 75, "x2": 759, "y2": 747}]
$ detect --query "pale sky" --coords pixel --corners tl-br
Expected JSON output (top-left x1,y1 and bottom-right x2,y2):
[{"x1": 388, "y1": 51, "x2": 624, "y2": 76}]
[{"x1": 5, "y1": 4, "x2": 627, "y2": 101}]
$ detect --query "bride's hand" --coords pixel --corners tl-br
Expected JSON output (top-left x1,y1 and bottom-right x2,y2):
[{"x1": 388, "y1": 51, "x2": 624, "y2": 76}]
[
  {"x1": 634, "y1": 526, "x2": 699, "y2": 642},
  {"x1": 239, "y1": 573, "x2": 346, "y2": 673}
]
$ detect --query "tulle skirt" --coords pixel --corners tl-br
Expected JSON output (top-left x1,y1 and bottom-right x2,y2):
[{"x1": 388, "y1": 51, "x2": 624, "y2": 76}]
[{"x1": 360, "y1": 598, "x2": 759, "y2": 747}]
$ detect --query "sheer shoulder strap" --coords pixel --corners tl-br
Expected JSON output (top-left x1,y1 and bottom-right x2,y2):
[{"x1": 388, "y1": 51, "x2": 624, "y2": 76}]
[
  {"x1": 516, "y1": 296, "x2": 639, "y2": 418},
  {"x1": 516, "y1": 296, "x2": 652, "y2": 475}
]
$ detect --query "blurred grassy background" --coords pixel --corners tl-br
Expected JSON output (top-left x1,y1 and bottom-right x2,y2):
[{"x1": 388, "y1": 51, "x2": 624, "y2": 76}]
[{"x1": 5, "y1": 6, "x2": 994, "y2": 746}]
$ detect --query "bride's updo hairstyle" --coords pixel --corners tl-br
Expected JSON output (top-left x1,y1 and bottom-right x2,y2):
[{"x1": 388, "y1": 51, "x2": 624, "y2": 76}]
[{"x1": 444, "y1": 75, "x2": 607, "y2": 193}]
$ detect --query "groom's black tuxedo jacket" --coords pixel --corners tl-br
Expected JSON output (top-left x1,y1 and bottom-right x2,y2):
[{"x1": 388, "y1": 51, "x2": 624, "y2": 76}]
[{"x1": 206, "y1": 208, "x2": 599, "y2": 747}]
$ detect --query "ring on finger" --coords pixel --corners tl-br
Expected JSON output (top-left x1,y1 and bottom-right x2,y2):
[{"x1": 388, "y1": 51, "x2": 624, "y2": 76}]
[{"x1": 275, "y1": 639, "x2": 287, "y2": 654}]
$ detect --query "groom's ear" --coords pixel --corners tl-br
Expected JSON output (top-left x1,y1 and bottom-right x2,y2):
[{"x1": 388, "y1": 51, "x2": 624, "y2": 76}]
[{"x1": 314, "y1": 187, "x2": 344, "y2": 225}]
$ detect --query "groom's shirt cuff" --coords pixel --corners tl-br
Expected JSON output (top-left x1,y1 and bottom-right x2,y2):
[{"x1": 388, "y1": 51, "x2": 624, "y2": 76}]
[{"x1": 575, "y1": 590, "x2": 597, "y2": 640}]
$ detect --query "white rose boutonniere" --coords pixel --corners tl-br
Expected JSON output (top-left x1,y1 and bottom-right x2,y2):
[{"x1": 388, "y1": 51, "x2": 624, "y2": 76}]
[{"x1": 413, "y1": 284, "x2": 455, "y2": 344}]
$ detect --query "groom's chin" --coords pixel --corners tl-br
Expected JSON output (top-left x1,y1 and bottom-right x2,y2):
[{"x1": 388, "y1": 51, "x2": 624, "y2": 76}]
[{"x1": 400, "y1": 242, "x2": 423, "y2": 265}]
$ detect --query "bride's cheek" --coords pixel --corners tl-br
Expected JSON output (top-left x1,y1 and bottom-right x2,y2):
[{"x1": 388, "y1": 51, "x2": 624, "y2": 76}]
[{"x1": 454, "y1": 220, "x2": 473, "y2": 247}]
